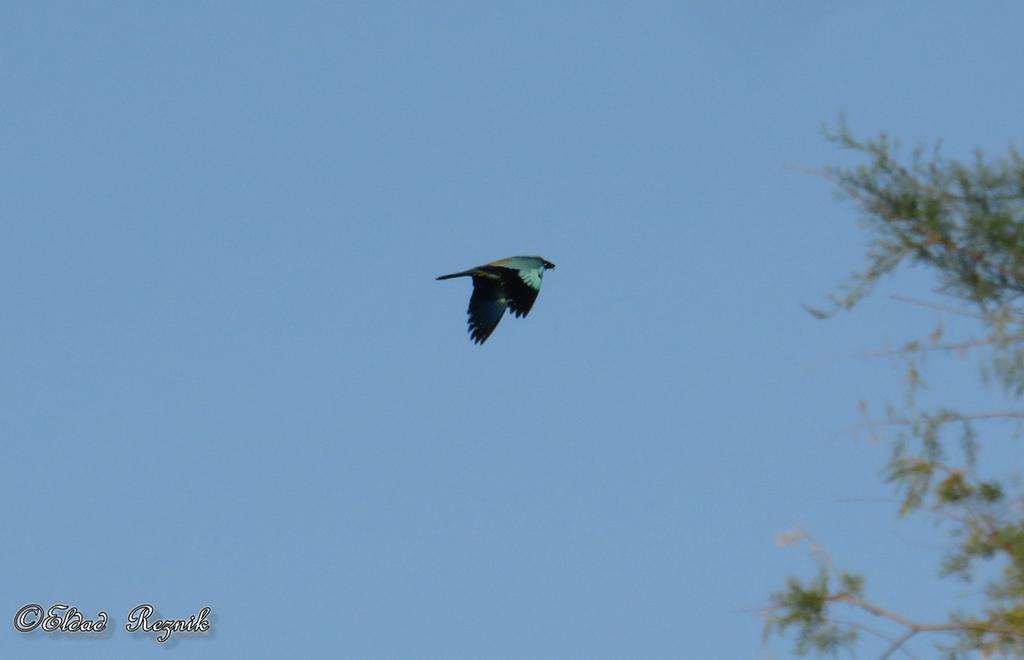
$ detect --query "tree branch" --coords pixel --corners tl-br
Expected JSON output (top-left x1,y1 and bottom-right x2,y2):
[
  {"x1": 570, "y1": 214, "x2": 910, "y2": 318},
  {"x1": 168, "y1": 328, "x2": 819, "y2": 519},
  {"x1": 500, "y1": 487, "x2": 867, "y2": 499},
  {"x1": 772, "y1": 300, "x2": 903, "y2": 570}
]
[{"x1": 831, "y1": 593, "x2": 1024, "y2": 639}]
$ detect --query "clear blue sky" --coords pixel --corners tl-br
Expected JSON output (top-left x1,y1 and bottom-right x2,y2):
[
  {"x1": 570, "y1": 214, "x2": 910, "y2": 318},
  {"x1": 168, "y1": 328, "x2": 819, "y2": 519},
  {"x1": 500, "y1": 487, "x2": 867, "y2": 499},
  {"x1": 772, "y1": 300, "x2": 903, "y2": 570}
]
[{"x1": 3, "y1": 3, "x2": 1022, "y2": 658}]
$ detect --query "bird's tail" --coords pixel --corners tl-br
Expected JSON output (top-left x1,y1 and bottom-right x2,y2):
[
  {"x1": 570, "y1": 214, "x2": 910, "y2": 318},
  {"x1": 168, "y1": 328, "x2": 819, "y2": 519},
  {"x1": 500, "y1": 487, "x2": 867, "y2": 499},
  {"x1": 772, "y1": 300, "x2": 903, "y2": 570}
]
[{"x1": 436, "y1": 270, "x2": 474, "y2": 281}]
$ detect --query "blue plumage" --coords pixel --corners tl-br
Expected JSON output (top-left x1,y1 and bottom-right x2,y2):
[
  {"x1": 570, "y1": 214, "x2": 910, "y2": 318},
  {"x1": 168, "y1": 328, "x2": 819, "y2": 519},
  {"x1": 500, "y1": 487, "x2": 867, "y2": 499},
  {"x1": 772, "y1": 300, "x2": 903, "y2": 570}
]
[{"x1": 436, "y1": 256, "x2": 556, "y2": 344}]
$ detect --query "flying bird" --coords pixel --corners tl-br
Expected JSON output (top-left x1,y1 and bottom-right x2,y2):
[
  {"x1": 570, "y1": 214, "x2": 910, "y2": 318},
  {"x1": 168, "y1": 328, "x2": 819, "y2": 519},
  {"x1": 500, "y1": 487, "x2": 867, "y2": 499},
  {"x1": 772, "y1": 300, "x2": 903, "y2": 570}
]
[{"x1": 436, "y1": 256, "x2": 556, "y2": 344}]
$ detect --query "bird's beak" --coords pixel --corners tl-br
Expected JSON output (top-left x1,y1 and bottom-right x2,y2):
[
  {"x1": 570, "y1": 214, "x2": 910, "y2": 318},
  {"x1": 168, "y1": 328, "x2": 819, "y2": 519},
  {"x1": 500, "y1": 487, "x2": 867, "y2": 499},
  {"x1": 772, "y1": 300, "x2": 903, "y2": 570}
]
[{"x1": 547, "y1": 261, "x2": 556, "y2": 270}]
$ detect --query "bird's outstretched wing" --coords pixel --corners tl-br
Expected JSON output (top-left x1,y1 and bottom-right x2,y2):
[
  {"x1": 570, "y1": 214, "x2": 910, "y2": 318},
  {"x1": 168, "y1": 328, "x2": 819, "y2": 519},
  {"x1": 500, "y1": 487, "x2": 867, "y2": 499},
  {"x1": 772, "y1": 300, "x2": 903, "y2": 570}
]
[
  {"x1": 467, "y1": 276, "x2": 508, "y2": 344},
  {"x1": 497, "y1": 266, "x2": 544, "y2": 318}
]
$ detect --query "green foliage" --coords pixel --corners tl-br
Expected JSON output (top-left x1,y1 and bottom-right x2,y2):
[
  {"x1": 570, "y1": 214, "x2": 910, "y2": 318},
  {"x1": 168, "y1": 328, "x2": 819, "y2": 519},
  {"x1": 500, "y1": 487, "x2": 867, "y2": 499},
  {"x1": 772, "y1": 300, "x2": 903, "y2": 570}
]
[
  {"x1": 817, "y1": 117, "x2": 1024, "y2": 314},
  {"x1": 766, "y1": 121, "x2": 1024, "y2": 657},
  {"x1": 764, "y1": 570, "x2": 860, "y2": 656}
]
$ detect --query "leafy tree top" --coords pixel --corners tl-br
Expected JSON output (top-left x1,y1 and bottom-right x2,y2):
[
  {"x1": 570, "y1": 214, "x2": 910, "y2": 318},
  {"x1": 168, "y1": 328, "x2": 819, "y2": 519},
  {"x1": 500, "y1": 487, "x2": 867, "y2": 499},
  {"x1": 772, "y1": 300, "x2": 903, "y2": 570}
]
[{"x1": 768, "y1": 122, "x2": 1024, "y2": 658}]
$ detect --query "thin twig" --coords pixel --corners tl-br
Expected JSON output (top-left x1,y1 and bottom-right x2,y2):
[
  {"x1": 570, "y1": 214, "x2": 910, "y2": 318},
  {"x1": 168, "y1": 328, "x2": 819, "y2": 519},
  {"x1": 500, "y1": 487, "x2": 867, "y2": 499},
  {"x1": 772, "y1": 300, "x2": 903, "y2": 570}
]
[
  {"x1": 890, "y1": 294, "x2": 990, "y2": 321},
  {"x1": 862, "y1": 335, "x2": 1016, "y2": 359},
  {"x1": 783, "y1": 162, "x2": 831, "y2": 179},
  {"x1": 863, "y1": 410, "x2": 1024, "y2": 429},
  {"x1": 879, "y1": 628, "x2": 917, "y2": 660},
  {"x1": 828, "y1": 616, "x2": 918, "y2": 660}
]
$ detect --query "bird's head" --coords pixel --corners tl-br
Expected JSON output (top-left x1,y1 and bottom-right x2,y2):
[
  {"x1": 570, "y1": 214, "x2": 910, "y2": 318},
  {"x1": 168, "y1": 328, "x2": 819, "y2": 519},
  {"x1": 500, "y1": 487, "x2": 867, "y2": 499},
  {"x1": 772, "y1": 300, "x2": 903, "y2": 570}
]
[{"x1": 542, "y1": 259, "x2": 556, "y2": 270}]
